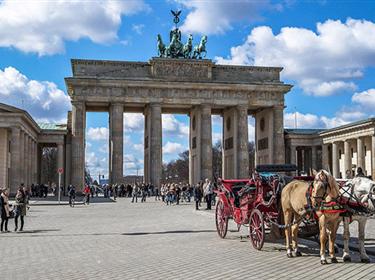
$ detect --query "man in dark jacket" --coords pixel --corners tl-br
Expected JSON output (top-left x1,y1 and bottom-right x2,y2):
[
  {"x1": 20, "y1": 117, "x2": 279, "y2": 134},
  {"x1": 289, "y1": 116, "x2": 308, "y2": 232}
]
[{"x1": 193, "y1": 184, "x2": 203, "y2": 210}]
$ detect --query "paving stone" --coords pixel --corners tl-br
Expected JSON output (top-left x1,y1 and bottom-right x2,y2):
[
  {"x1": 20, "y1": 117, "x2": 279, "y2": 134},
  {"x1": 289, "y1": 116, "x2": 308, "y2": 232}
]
[{"x1": 0, "y1": 198, "x2": 374, "y2": 279}]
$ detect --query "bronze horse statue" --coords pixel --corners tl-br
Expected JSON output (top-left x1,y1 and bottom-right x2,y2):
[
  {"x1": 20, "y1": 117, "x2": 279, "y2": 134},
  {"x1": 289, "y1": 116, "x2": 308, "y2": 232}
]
[
  {"x1": 281, "y1": 170, "x2": 341, "y2": 264},
  {"x1": 157, "y1": 34, "x2": 166, "y2": 57},
  {"x1": 192, "y1": 35, "x2": 207, "y2": 59},
  {"x1": 182, "y1": 34, "x2": 193, "y2": 58}
]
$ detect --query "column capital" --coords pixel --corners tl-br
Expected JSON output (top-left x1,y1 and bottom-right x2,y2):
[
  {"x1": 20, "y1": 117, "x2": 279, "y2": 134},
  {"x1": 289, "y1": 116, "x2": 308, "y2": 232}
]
[
  {"x1": 149, "y1": 102, "x2": 161, "y2": 108},
  {"x1": 71, "y1": 100, "x2": 85, "y2": 107}
]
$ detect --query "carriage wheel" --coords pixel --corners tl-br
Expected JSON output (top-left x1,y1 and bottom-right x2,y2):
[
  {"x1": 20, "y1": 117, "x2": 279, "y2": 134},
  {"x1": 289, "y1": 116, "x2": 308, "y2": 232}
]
[
  {"x1": 215, "y1": 200, "x2": 228, "y2": 238},
  {"x1": 249, "y1": 209, "x2": 265, "y2": 250}
]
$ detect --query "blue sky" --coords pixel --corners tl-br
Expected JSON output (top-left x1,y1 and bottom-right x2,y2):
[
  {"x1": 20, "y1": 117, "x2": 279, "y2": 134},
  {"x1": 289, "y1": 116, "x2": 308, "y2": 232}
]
[{"x1": 0, "y1": 0, "x2": 374, "y2": 180}]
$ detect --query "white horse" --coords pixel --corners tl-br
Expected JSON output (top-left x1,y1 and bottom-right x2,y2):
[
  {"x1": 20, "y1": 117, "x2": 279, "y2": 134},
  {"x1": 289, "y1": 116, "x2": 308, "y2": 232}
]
[{"x1": 339, "y1": 176, "x2": 375, "y2": 263}]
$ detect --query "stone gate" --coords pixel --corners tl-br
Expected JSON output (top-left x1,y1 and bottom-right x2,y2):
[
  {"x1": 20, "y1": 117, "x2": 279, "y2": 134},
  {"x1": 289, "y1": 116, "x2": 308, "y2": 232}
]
[{"x1": 65, "y1": 58, "x2": 292, "y2": 190}]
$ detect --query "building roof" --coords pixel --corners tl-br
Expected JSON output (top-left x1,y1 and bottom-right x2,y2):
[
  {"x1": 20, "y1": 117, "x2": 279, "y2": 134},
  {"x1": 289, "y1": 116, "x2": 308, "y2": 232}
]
[
  {"x1": 285, "y1": 128, "x2": 325, "y2": 135},
  {"x1": 37, "y1": 123, "x2": 67, "y2": 130},
  {"x1": 319, "y1": 118, "x2": 375, "y2": 135}
]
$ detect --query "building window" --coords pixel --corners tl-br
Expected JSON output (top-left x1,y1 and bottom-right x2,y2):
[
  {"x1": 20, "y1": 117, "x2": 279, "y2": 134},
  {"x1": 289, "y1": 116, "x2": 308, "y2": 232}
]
[
  {"x1": 351, "y1": 148, "x2": 354, "y2": 157},
  {"x1": 339, "y1": 149, "x2": 342, "y2": 158},
  {"x1": 364, "y1": 146, "x2": 367, "y2": 153}
]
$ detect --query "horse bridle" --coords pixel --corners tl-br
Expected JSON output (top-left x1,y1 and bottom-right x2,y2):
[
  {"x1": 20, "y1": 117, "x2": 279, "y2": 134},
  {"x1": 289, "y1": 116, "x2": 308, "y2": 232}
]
[{"x1": 312, "y1": 176, "x2": 330, "y2": 201}]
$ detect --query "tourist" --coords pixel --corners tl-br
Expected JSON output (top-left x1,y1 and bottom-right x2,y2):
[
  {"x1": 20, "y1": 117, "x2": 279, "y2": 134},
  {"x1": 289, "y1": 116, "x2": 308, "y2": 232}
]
[
  {"x1": 67, "y1": 185, "x2": 76, "y2": 207},
  {"x1": 203, "y1": 178, "x2": 213, "y2": 210},
  {"x1": 193, "y1": 183, "x2": 202, "y2": 210},
  {"x1": 83, "y1": 185, "x2": 91, "y2": 205},
  {"x1": 154, "y1": 186, "x2": 160, "y2": 201},
  {"x1": 114, "y1": 184, "x2": 118, "y2": 201},
  {"x1": 0, "y1": 188, "x2": 10, "y2": 232},
  {"x1": 175, "y1": 185, "x2": 181, "y2": 205},
  {"x1": 141, "y1": 184, "x2": 147, "y2": 203},
  {"x1": 160, "y1": 184, "x2": 166, "y2": 202},
  {"x1": 356, "y1": 167, "x2": 366, "y2": 177},
  {"x1": 132, "y1": 184, "x2": 139, "y2": 203},
  {"x1": 14, "y1": 186, "x2": 27, "y2": 232}
]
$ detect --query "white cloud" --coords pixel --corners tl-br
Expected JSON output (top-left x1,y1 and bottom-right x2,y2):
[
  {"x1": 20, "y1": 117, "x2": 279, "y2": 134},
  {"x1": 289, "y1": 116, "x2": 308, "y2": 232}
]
[
  {"x1": 176, "y1": 0, "x2": 276, "y2": 35},
  {"x1": 163, "y1": 141, "x2": 185, "y2": 155},
  {"x1": 216, "y1": 19, "x2": 375, "y2": 96},
  {"x1": 284, "y1": 107, "x2": 367, "y2": 129},
  {"x1": 248, "y1": 123, "x2": 255, "y2": 142},
  {"x1": 352, "y1": 89, "x2": 375, "y2": 111},
  {"x1": 212, "y1": 132, "x2": 222, "y2": 145},
  {"x1": 132, "y1": 24, "x2": 145, "y2": 35},
  {"x1": 86, "y1": 127, "x2": 109, "y2": 141},
  {"x1": 0, "y1": 66, "x2": 70, "y2": 123},
  {"x1": 0, "y1": 0, "x2": 149, "y2": 55},
  {"x1": 162, "y1": 114, "x2": 189, "y2": 137},
  {"x1": 124, "y1": 113, "x2": 144, "y2": 132}
]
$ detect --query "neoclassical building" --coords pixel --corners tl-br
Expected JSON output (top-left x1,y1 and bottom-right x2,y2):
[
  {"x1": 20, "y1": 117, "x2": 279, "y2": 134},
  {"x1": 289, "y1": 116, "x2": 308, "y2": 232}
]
[
  {"x1": 0, "y1": 103, "x2": 67, "y2": 194},
  {"x1": 285, "y1": 118, "x2": 375, "y2": 178},
  {"x1": 0, "y1": 58, "x2": 374, "y2": 195}
]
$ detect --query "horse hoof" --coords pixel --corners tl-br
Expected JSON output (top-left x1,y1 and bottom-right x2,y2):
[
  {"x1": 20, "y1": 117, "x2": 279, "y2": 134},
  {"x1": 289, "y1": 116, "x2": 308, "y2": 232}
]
[
  {"x1": 361, "y1": 258, "x2": 370, "y2": 263},
  {"x1": 295, "y1": 251, "x2": 302, "y2": 257},
  {"x1": 287, "y1": 253, "x2": 293, "y2": 258},
  {"x1": 320, "y1": 259, "x2": 328, "y2": 265},
  {"x1": 331, "y1": 257, "x2": 338, "y2": 263},
  {"x1": 343, "y1": 255, "x2": 352, "y2": 263}
]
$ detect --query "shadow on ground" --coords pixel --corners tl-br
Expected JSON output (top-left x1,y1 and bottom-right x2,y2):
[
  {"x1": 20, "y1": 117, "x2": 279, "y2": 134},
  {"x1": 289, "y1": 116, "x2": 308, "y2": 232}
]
[{"x1": 122, "y1": 230, "x2": 217, "y2": 236}]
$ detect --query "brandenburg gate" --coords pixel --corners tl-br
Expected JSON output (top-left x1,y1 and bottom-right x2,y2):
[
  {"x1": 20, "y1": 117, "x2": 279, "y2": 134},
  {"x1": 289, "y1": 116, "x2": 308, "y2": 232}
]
[{"x1": 65, "y1": 58, "x2": 291, "y2": 190}]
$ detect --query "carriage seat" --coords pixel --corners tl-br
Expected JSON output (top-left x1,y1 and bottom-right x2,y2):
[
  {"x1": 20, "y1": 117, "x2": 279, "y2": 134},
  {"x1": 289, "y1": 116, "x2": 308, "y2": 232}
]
[{"x1": 232, "y1": 183, "x2": 256, "y2": 207}]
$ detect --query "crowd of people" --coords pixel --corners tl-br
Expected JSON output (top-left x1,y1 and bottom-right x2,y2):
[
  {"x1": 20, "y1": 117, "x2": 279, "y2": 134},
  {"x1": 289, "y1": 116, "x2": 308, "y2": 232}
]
[{"x1": 159, "y1": 178, "x2": 216, "y2": 210}]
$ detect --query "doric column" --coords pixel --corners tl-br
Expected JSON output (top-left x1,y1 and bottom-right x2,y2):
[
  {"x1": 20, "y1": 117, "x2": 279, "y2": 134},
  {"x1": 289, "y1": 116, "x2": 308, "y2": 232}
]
[
  {"x1": 322, "y1": 144, "x2": 329, "y2": 171},
  {"x1": 332, "y1": 142, "x2": 339, "y2": 178},
  {"x1": 23, "y1": 135, "x2": 29, "y2": 187},
  {"x1": 28, "y1": 137, "x2": 33, "y2": 186},
  {"x1": 22, "y1": 131, "x2": 27, "y2": 185},
  {"x1": 357, "y1": 137, "x2": 365, "y2": 171},
  {"x1": 37, "y1": 144, "x2": 42, "y2": 184},
  {"x1": 201, "y1": 104, "x2": 212, "y2": 181},
  {"x1": 144, "y1": 103, "x2": 162, "y2": 188},
  {"x1": 189, "y1": 107, "x2": 201, "y2": 184},
  {"x1": 109, "y1": 103, "x2": 124, "y2": 184},
  {"x1": 237, "y1": 105, "x2": 249, "y2": 178},
  {"x1": 273, "y1": 105, "x2": 285, "y2": 164},
  {"x1": 344, "y1": 140, "x2": 351, "y2": 178},
  {"x1": 32, "y1": 140, "x2": 37, "y2": 184},
  {"x1": 71, "y1": 101, "x2": 86, "y2": 192},
  {"x1": 57, "y1": 143, "x2": 65, "y2": 188},
  {"x1": 372, "y1": 135, "x2": 375, "y2": 179},
  {"x1": 311, "y1": 145, "x2": 317, "y2": 170},
  {"x1": 65, "y1": 135, "x2": 72, "y2": 188},
  {"x1": 10, "y1": 127, "x2": 21, "y2": 194},
  {"x1": 290, "y1": 145, "x2": 296, "y2": 165}
]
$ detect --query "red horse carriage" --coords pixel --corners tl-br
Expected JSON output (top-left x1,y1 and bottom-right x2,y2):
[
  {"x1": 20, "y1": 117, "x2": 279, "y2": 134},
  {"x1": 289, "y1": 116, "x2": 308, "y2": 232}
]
[{"x1": 215, "y1": 164, "x2": 319, "y2": 250}]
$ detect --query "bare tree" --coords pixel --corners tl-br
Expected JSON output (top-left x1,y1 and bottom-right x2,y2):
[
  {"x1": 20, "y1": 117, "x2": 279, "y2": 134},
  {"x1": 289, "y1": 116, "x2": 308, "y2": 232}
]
[{"x1": 40, "y1": 147, "x2": 57, "y2": 185}]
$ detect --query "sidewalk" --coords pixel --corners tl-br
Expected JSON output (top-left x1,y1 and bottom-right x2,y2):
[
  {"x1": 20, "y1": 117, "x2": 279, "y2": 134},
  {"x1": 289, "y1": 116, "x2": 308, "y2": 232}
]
[
  {"x1": 9, "y1": 195, "x2": 115, "y2": 206},
  {"x1": 194, "y1": 206, "x2": 375, "y2": 256}
]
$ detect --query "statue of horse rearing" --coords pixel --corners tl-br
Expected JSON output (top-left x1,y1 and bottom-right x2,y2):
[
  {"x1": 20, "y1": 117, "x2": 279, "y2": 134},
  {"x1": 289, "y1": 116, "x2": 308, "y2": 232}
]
[
  {"x1": 192, "y1": 35, "x2": 207, "y2": 59},
  {"x1": 281, "y1": 170, "x2": 341, "y2": 264}
]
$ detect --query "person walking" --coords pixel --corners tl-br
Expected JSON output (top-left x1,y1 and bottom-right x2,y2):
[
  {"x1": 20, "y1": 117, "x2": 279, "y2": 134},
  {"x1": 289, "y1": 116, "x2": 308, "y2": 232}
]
[
  {"x1": 83, "y1": 185, "x2": 91, "y2": 205},
  {"x1": 193, "y1": 183, "x2": 203, "y2": 210},
  {"x1": 132, "y1": 184, "x2": 139, "y2": 203},
  {"x1": 67, "y1": 185, "x2": 76, "y2": 207},
  {"x1": 0, "y1": 188, "x2": 10, "y2": 232},
  {"x1": 203, "y1": 179, "x2": 213, "y2": 210},
  {"x1": 14, "y1": 186, "x2": 27, "y2": 232}
]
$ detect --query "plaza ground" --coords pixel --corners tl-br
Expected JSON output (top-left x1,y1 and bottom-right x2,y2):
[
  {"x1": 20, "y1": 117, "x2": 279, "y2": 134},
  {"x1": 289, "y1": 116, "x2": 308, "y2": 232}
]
[{"x1": 1, "y1": 197, "x2": 375, "y2": 280}]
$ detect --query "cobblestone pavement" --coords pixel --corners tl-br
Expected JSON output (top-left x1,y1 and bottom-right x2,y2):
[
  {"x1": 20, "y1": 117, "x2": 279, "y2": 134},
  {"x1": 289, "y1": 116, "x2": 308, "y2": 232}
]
[{"x1": 1, "y1": 198, "x2": 375, "y2": 280}]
